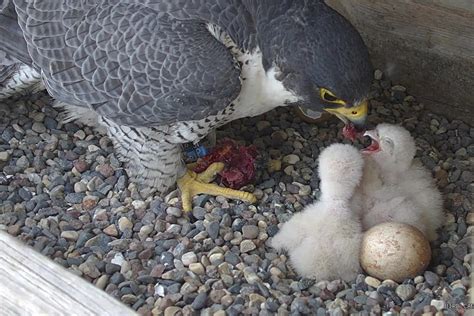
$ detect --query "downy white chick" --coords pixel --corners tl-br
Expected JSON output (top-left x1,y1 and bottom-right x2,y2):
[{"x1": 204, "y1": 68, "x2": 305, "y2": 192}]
[
  {"x1": 271, "y1": 144, "x2": 364, "y2": 282},
  {"x1": 357, "y1": 123, "x2": 444, "y2": 241}
]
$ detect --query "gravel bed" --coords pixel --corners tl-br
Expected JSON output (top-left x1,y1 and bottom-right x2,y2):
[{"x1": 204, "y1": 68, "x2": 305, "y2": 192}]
[{"x1": 0, "y1": 71, "x2": 472, "y2": 316}]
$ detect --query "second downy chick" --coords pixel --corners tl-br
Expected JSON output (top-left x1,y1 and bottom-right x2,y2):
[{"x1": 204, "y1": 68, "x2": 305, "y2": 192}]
[
  {"x1": 356, "y1": 123, "x2": 445, "y2": 241},
  {"x1": 271, "y1": 143, "x2": 364, "y2": 282}
]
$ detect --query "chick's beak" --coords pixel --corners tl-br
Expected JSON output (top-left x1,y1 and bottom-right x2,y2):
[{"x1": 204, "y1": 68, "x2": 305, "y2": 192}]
[
  {"x1": 361, "y1": 129, "x2": 380, "y2": 154},
  {"x1": 363, "y1": 130, "x2": 378, "y2": 141},
  {"x1": 324, "y1": 99, "x2": 368, "y2": 131}
]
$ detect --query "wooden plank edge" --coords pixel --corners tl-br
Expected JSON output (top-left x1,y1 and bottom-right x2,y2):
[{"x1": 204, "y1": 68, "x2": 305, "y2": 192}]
[{"x1": 0, "y1": 231, "x2": 138, "y2": 316}]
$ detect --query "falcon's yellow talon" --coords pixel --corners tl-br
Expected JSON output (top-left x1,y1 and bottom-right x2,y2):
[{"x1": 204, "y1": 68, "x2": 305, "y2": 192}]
[
  {"x1": 177, "y1": 163, "x2": 257, "y2": 212},
  {"x1": 195, "y1": 162, "x2": 225, "y2": 183},
  {"x1": 186, "y1": 162, "x2": 198, "y2": 170}
]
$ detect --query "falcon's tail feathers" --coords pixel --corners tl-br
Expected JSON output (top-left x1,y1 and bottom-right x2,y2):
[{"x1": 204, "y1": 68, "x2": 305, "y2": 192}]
[
  {"x1": 53, "y1": 101, "x2": 107, "y2": 134},
  {"x1": 0, "y1": 1, "x2": 42, "y2": 100},
  {"x1": 0, "y1": 64, "x2": 43, "y2": 100}
]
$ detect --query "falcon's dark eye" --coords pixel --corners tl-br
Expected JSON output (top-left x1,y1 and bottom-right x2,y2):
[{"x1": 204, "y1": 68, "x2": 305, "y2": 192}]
[
  {"x1": 322, "y1": 92, "x2": 338, "y2": 102},
  {"x1": 319, "y1": 87, "x2": 344, "y2": 105}
]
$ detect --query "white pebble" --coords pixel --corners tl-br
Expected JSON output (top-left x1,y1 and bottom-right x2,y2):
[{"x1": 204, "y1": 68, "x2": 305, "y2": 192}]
[
  {"x1": 374, "y1": 69, "x2": 383, "y2": 80},
  {"x1": 430, "y1": 299, "x2": 444, "y2": 311},
  {"x1": 209, "y1": 253, "x2": 224, "y2": 265},
  {"x1": 365, "y1": 276, "x2": 381, "y2": 288},
  {"x1": 74, "y1": 130, "x2": 86, "y2": 140},
  {"x1": 111, "y1": 252, "x2": 125, "y2": 266},
  {"x1": 414, "y1": 276, "x2": 424, "y2": 284},
  {"x1": 118, "y1": 217, "x2": 133, "y2": 231},
  {"x1": 189, "y1": 263, "x2": 205, "y2": 275},
  {"x1": 240, "y1": 240, "x2": 256, "y2": 253},
  {"x1": 132, "y1": 200, "x2": 146, "y2": 209},
  {"x1": 61, "y1": 230, "x2": 78, "y2": 241},
  {"x1": 139, "y1": 225, "x2": 153, "y2": 238},
  {"x1": 154, "y1": 284, "x2": 165, "y2": 297},
  {"x1": 88, "y1": 144, "x2": 100, "y2": 152},
  {"x1": 181, "y1": 252, "x2": 198, "y2": 266},
  {"x1": 0, "y1": 151, "x2": 9, "y2": 161},
  {"x1": 283, "y1": 154, "x2": 300, "y2": 165}
]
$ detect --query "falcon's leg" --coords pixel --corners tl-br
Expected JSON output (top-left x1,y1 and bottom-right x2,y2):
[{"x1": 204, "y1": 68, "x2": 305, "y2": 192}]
[
  {"x1": 53, "y1": 106, "x2": 182, "y2": 194},
  {"x1": 177, "y1": 162, "x2": 257, "y2": 212},
  {"x1": 100, "y1": 117, "x2": 183, "y2": 195},
  {"x1": 62, "y1": 111, "x2": 256, "y2": 211},
  {"x1": 206, "y1": 128, "x2": 217, "y2": 147}
]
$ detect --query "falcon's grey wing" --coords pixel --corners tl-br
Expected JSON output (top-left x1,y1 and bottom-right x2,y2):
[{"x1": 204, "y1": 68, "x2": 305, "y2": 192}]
[
  {"x1": 140, "y1": 0, "x2": 257, "y2": 51},
  {"x1": 0, "y1": 0, "x2": 30, "y2": 65},
  {"x1": 13, "y1": 0, "x2": 241, "y2": 126}
]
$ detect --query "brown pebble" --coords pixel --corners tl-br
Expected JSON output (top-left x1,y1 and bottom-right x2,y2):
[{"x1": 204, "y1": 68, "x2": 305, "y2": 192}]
[
  {"x1": 97, "y1": 164, "x2": 115, "y2": 178},
  {"x1": 82, "y1": 195, "x2": 99, "y2": 210},
  {"x1": 434, "y1": 169, "x2": 448, "y2": 188},
  {"x1": 7, "y1": 224, "x2": 21, "y2": 236},
  {"x1": 267, "y1": 159, "x2": 282, "y2": 173},
  {"x1": 103, "y1": 224, "x2": 118, "y2": 237},
  {"x1": 466, "y1": 212, "x2": 474, "y2": 225},
  {"x1": 137, "y1": 306, "x2": 152, "y2": 316},
  {"x1": 319, "y1": 288, "x2": 335, "y2": 301},
  {"x1": 163, "y1": 306, "x2": 181, "y2": 316},
  {"x1": 138, "y1": 248, "x2": 154, "y2": 260},
  {"x1": 156, "y1": 297, "x2": 174, "y2": 311},
  {"x1": 209, "y1": 289, "x2": 226, "y2": 303},
  {"x1": 73, "y1": 160, "x2": 88, "y2": 173},
  {"x1": 105, "y1": 283, "x2": 118, "y2": 294},
  {"x1": 93, "y1": 209, "x2": 108, "y2": 222},
  {"x1": 150, "y1": 264, "x2": 165, "y2": 278},
  {"x1": 129, "y1": 241, "x2": 144, "y2": 252}
]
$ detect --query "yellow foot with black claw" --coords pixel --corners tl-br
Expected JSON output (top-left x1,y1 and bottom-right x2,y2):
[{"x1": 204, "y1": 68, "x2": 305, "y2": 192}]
[
  {"x1": 186, "y1": 162, "x2": 224, "y2": 183},
  {"x1": 178, "y1": 162, "x2": 257, "y2": 212}
]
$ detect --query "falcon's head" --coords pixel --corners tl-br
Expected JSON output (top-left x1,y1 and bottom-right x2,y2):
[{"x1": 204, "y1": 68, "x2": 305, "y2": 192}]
[{"x1": 258, "y1": 1, "x2": 372, "y2": 133}]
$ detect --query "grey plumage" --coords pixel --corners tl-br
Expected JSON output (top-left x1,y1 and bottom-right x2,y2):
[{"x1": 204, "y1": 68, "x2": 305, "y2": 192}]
[
  {"x1": 14, "y1": 0, "x2": 246, "y2": 126},
  {"x1": 0, "y1": 0, "x2": 30, "y2": 65},
  {"x1": 0, "y1": 64, "x2": 42, "y2": 99},
  {"x1": 0, "y1": 0, "x2": 373, "y2": 196}
]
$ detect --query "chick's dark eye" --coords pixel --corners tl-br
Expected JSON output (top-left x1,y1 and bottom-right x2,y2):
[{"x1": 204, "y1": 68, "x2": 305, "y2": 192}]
[{"x1": 323, "y1": 92, "x2": 338, "y2": 102}]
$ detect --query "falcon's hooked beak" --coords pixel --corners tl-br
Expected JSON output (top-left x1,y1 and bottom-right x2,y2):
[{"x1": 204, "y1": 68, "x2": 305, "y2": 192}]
[{"x1": 324, "y1": 99, "x2": 368, "y2": 132}]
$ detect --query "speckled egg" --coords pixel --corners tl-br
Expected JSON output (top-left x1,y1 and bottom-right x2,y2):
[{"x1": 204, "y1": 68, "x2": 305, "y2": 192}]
[{"x1": 360, "y1": 222, "x2": 431, "y2": 282}]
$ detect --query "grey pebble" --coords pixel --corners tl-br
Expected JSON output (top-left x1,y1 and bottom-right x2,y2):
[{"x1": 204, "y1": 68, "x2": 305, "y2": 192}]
[
  {"x1": 18, "y1": 188, "x2": 32, "y2": 201},
  {"x1": 225, "y1": 252, "x2": 241, "y2": 266},
  {"x1": 242, "y1": 225, "x2": 259, "y2": 239},
  {"x1": 240, "y1": 240, "x2": 256, "y2": 253},
  {"x1": 207, "y1": 220, "x2": 220, "y2": 240},
  {"x1": 192, "y1": 207, "x2": 206, "y2": 220},
  {"x1": 16, "y1": 156, "x2": 29, "y2": 169},
  {"x1": 31, "y1": 122, "x2": 46, "y2": 133},
  {"x1": 424, "y1": 271, "x2": 440, "y2": 286},
  {"x1": 192, "y1": 292, "x2": 208, "y2": 310},
  {"x1": 453, "y1": 243, "x2": 468, "y2": 260},
  {"x1": 166, "y1": 207, "x2": 182, "y2": 218},
  {"x1": 65, "y1": 192, "x2": 85, "y2": 204},
  {"x1": 354, "y1": 295, "x2": 367, "y2": 305},
  {"x1": 395, "y1": 284, "x2": 416, "y2": 301},
  {"x1": 267, "y1": 225, "x2": 279, "y2": 237}
]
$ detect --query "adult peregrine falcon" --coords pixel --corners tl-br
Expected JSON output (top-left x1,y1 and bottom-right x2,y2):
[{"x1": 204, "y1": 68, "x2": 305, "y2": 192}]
[{"x1": 0, "y1": 0, "x2": 372, "y2": 211}]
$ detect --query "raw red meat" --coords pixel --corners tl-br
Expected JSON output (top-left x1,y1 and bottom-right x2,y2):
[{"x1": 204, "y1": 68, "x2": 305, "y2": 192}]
[
  {"x1": 193, "y1": 139, "x2": 258, "y2": 189},
  {"x1": 342, "y1": 123, "x2": 357, "y2": 141}
]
